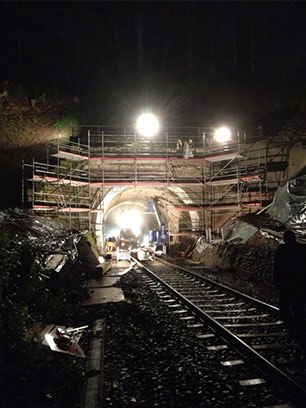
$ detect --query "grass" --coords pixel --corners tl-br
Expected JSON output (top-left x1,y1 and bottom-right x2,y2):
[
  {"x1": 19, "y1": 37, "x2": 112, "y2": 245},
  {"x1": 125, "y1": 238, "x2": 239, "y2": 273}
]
[{"x1": 54, "y1": 114, "x2": 80, "y2": 134}]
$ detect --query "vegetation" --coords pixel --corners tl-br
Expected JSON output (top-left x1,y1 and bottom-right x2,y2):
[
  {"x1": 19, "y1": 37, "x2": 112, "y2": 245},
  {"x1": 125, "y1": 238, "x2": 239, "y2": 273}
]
[
  {"x1": 6, "y1": 82, "x2": 29, "y2": 99},
  {"x1": 85, "y1": 231, "x2": 101, "y2": 259},
  {"x1": 3, "y1": 341, "x2": 85, "y2": 408},
  {"x1": 54, "y1": 113, "x2": 80, "y2": 135},
  {"x1": 0, "y1": 230, "x2": 88, "y2": 407},
  {"x1": 0, "y1": 80, "x2": 81, "y2": 207}
]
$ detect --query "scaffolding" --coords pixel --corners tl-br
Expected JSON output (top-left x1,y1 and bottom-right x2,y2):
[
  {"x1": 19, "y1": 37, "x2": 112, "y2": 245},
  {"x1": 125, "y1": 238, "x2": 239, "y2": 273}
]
[{"x1": 22, "y1": 126, "x2": 290, "y2": 241}]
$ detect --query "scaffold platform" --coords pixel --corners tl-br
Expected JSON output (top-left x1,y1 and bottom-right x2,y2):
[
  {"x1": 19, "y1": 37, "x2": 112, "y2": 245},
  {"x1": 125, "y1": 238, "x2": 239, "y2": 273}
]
[{"x1": 22, "y1": 125, "x2": 289, "y2": 238}]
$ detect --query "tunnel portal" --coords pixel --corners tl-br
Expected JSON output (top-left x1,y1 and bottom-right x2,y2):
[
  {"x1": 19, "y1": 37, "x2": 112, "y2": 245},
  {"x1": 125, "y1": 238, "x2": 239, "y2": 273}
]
[{"x1": 23, "y1": 125, "x2": 289, "y2": 248}]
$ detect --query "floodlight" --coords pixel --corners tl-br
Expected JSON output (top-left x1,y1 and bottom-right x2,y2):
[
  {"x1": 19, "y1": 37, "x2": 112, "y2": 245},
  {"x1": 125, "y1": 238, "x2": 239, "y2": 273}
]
[
  {"x1": 118, "y1": 209, "x2": 142, "y2": 237},
  {"x1": 136, "y1": 113, "x2": 159, "y2": 137},
  {"x1": 118, "y1": 210, "x2": 131, "y2": 229},
  {"x1": 214, "y1": 127, "x2": 231, "y2": 143}
]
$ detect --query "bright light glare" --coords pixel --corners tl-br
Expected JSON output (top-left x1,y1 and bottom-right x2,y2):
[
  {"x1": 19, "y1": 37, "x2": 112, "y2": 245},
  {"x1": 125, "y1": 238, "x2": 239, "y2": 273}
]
[
  {"x1": 136, "y1": 113, "x2": 159, "y2": 137},
  {"x1": 108, "y1": 229, "x2": 120, "y2": 238},
  {"x1": 118, "y1": 209, "x2": 142, "y2": 236},
  {"x1": 214, "y1": 127, "x2": 231, "y2": 143},
  {"x1": 141, "y1": 235, "x2": 150, "y2": 247},
  {"x1": 45, "y1": 333, "x2": 54, "y2": 344},
  {"x1": 45, "y1": 333, "x2": 56, "y2": 350}
]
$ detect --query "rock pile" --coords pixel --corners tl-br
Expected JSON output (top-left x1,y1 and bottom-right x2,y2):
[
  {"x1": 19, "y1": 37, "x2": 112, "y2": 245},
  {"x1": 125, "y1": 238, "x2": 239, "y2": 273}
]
[
  {"x1": 191, "y1": 231, "x2": 279, "y2": 285},
  {"x1": 192, "y1": 241, "x2": 235, "y2": 271},
  {"x1": 233, "y1": 245, "x2": 275, "y2": 284}
]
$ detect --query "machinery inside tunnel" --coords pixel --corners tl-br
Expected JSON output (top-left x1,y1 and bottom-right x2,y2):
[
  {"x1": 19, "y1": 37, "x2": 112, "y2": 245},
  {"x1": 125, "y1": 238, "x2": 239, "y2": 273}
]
[
  {"x1": 101, "y1": 196, "x2": 160, "y2": 244},
  {"x1": 94, "y1": 185, "x2": 200, "y2": 250}
]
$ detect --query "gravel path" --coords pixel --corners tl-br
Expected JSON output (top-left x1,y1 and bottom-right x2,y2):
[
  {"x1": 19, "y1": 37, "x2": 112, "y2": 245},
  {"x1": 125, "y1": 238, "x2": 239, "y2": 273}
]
[{"x1": 101, "y1": 268, "x2": 291, "y2": 408}]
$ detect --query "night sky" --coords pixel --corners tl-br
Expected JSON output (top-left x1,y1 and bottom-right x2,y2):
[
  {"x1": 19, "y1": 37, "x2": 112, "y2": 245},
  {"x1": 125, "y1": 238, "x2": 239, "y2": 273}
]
[{"x1": 1, "y1": 1, "x2": 306, "y2": 126}]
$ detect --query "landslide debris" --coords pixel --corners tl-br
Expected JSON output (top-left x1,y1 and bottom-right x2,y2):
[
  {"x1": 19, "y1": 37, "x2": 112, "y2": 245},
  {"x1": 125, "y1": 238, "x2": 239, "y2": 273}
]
[{"x1": 0, "y1": 209, "x2": 101, "y2": 408}]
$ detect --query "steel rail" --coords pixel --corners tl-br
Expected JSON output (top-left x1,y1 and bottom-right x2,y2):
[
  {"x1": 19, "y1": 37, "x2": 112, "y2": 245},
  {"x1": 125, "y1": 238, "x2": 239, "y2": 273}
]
[
  {"x1": 159, "y1": 257, "x2": 279, "y2": 313},
  {"x1": 132, "y1": 257, "x2": 306, "y2": 404}
]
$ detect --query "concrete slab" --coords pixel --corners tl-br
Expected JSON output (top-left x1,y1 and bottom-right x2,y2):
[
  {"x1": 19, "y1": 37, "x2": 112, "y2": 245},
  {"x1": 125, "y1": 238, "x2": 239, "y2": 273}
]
[
  {"x1": 82, "y1": 319, "x2": 105, "y2": 408},
  {"x1": 113, "y1": 260, "x2": 131, "y2": 268},
  {"x1": 86, "y1": 276, "x2": 120, "y2": 288},
  {"x1": 106, "y1": 269, "x2": 129, "y2": 277},
  {"x1": 105, "y1": 261, "x2": 135, "y2": 277},
  {"x1": 101, "y1": 276, "x2": 121, "y2": 286},
  {"x1": 82, "y1": 260, "x2": 134, "y2": 305},
  {"x1": 82, "y1": 287, "x2": 125, "y2": 305}
]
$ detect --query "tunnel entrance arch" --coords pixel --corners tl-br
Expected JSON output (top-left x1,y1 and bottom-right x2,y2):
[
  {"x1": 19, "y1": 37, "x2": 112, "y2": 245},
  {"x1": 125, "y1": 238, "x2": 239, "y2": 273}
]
[{"x1": 94, "y1": 185, "x2": 198, "y2": 250}]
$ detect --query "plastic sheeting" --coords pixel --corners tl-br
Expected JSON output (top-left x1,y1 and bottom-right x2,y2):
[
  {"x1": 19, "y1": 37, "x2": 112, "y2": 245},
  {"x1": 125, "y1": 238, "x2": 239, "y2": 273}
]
[
  {"x1": 266, "y1": 166, "x2": 306, "y2": 228},
  {"x1": 0, "y1": 209, "x2": 84, "y2": 272},
  {"x1": 222, "y1": 218, "x2": 258, "y2": 245},
  {"x1": 222, "y1": 165, "x2": 306, "y2": 245},
  {"x1": 195, "y1": 236, "x2": 209, "y2": 253}
]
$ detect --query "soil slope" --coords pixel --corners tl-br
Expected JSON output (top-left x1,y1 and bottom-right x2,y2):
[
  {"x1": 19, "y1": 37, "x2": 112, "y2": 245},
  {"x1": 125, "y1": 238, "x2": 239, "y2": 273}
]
[{"x1": 0, "y1": 83, "x2": 79, "y2": 206}]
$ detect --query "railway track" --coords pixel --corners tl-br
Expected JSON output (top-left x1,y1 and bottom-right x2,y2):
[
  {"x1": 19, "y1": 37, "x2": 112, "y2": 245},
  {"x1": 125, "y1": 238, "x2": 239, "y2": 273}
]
[{"x1": 133, "y1": 257, "x2": 306, "y2": 406}]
